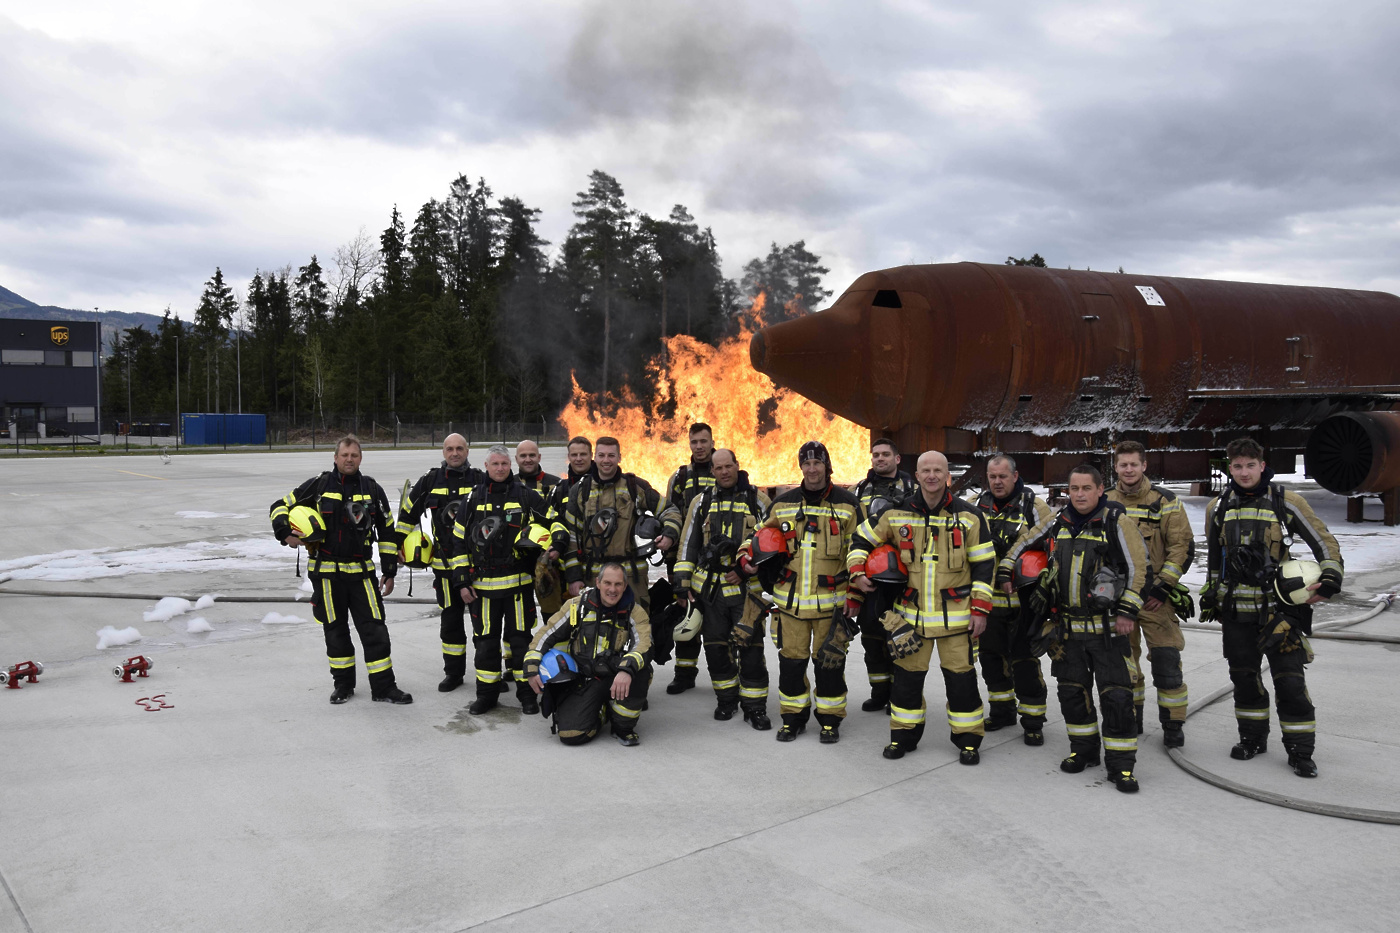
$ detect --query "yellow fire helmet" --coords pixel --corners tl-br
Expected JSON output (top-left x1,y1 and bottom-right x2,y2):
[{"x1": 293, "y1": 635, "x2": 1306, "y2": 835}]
[
  {"x1": 401, "y1": 528, "x2": 434, "y2": 568},
  {"x1": 288, "y1": 505, "x2": 327, "y2": 544},
  {"x1": 516, "y1": 523, "x2": 553, "y2": 553}
]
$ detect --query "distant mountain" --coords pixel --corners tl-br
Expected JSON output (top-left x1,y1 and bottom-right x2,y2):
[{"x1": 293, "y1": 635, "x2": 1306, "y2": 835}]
[{"x1": 1, "y1": 285, "x2": 170, "y2": 353}]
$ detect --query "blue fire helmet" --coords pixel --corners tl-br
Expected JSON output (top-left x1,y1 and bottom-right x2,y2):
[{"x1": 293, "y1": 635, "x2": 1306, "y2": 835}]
[{"x1": 538, "y1": 648, "x2": 580, "y2": 685}]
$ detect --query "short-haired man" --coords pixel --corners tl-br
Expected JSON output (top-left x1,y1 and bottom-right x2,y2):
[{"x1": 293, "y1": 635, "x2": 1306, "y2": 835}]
[
  {"x1": 395, "y1": 433, "x2": 483, "y2": 693},
  {"x1": 524, "y1": 563, "x2": 653, "y2": 746},
  {"x1": 1005, "y1": 464, "x2": 1147, "y2": 792},
  {"x1": 450, "y1": 445, "x2": 550, "y2": 715},
  {"x1": 1201, "y1": 437, "x2": 1342, "y2": 778},
  {"x1": 561, "y1": 437, "x2": 670, "y2": 611},
  {"x1": 977, "y1": 453, "x2": 1054, "y2": 744},
  {"x1": 851, "y1": 438, "x2": 918, "y2": 713},
  {"x1": 673, "y1": 449, "x2": 773, "y2": 729},
  {"x1": 269, "y1": 436, "x2": 411, "y2": 705},
  {"x1": 850, "y1": 451, "x2": 996, "y2": 763},
  {"x1": 659, "y1": 423, "x2": 718, "y2": 694},
  {"x1": 1107, "y1": 440, "x2": 1195, "y2": 746},
  {"x1": 743, "y1": 441, "x2": 862, "y2": 744}
]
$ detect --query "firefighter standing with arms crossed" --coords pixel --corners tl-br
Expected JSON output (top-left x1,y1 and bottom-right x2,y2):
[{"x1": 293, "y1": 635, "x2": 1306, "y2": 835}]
[
  {"x1": 851, "y1": 438, "x2": 917, "y2": 713},
  {"x1": 673, "y1": 448, "x2": 773, "y2": 729},
  {"x1": 1201, "y1": 437, "x2": 1342, "y2": 778},
  {"x1": 659, "y1": 423, "x2": 718, "y2": 694},
  {"x1": 395, "y1": 433, "x2": 482, "y2": 693},
  {"x1": 270, "y1": 435, "x2": 412, "y2": 705},
  {"x1": 975, "y1": 454, "x2": 1054, "y2": 745},
  {"x1": 741, "y1": 441, "x2": 862, "y2": 744},
  {"x1": 1107, "y1": 440, "x2": 1195, "y2": 745},
  {"x1": 849, "y1": 450, "x2": 996, "y2": 763},
  {"x1": 451, "y1": 446, "x2": 551, "y2": 716},
  {"x1": 1004, "y1": 464, "x2": 1147, "y2": 792}
]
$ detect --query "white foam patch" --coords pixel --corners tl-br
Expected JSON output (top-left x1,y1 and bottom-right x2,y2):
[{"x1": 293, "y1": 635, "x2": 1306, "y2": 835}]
[
  {"x1": 96, "y1": 625, "x2": 142, "y2": 649},
  {"x1": 0, "y1": 537, "x2": 293, "y2": 582},
  {"x1": 299, "y1": 577, "x2": 314, "y2": 593},
  {"x1": 175, "y1": 511, "x2": 250, "y2": 519},
  {"x1": 186, "y1": 616, "x2": 213, "y2": 633},
  {"x1": 193, "y1": 594, "x2": 218, "y2": 609},
  {"x1": 143, "y1": 596, "x2": 193, "y2": 622},
  {"x1": 261, "y1": 612, "x2": 305, "y2": 625}
]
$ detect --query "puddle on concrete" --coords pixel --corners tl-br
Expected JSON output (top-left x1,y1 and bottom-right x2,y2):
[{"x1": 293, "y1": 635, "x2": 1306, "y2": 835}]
[{"x1": 436, "y1": 704, "x2": 525, "y2": 734}]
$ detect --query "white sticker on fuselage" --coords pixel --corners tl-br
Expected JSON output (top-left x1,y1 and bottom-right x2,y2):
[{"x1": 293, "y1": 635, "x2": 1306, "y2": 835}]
[{"x1": 1135, "y1": 285, "x2": 1166, "y2": 306}]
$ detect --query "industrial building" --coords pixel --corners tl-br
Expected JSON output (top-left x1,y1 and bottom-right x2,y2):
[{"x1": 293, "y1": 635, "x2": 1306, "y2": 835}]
[{"x1": 0, "y1": 317, "x2": 101, "y2": 438}]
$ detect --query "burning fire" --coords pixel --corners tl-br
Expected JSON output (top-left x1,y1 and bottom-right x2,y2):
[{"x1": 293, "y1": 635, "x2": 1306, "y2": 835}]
[{"x1": 558, "y1": 295, "x2": 870, "y2": 486}]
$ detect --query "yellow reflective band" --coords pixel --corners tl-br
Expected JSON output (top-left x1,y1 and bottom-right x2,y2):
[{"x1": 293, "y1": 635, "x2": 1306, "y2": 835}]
[
  {"x1": 1158, "y1": 692, "x2": 1188, "y2": 707},
  {"x1": 624, "y1": 651, "x2": 644, "y2": 668},
  {"x1": 889, "y1": 704, "x2": 926, "y2": 726},
  {"x1": 947, "y1": 706, "x2": 985, "y2": 726},
  {"x1": 988, "y1": 690, "x2": 1015, "y2": 702},
  {"x1": 328, "y1": 656, "x2": 355, "y2": 669},
  {"x1": 442, "y1": 643, "x2": 467, "y2": 656},
  {"x1": 814, "y1": 694, "x2": 847, "y2": 711},
  {"x1": 321, "y1": 579, "x2": 335, "y2": 623},
  {"x1": 1161, "y1": 562, "x2": 1183, "y2": 579},
  {"x1": 779, "y1": 691, "x2": 811, "y2": 709},
  {"x1": 1235, "y1": 708, "x2": 1270, "y2": 720},
  {"x1": 675, "y1": 658, "x2": 699, "y2": 669},
  {"x1": 1280, "y1": 720, "x2": 1317, "y2": 732},
  {"x1": 365, "y1": 657, "x2": 392, "y2": 674},
  {"x1": 1103, "y1": 736, "x2": 1138, "y2": 751},
  {"x1": 739, "y1": 685, "x2": 768, "y2": 699},
  {"x1": 321, "y1": 491, "x2": 343, "y2": 500},
  {"x1": 1017, "y1": 702, "x2": 1047, "y2": 716},
  {"x1": 364, "y1": 579, "x2": 383, "y2": 620},
  {"x1": 475, "y1": 669, "x2": 503, "y2": 683},
  {"x1": 473, "y1": 574, "x2": 533, "y2": 591},
  {"x1": 868, "y1": 673, "x2": 893, "y2": 684},
  {"x1": 968, "y1": 541, "x2": 996, "y2": 561},
  {"x1": 610, "y1": 701, "x2": 638, "y2": 720},
  {"x1": 711, "y1": 676, "x2": 740, "y2": 691},
  {"x1": 1133, "y1": 686, "x2": 1147, "y2": 702},
  {"x1": 1066, "y1": 722, "x2": 1100, "y2": 736}
]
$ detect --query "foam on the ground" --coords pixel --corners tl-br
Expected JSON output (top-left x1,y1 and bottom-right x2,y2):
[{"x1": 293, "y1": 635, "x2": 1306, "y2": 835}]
[
  {"x1": 95, "y1": 625, "x2": 142, "y2": 649},
  {"x1": 260, "y1": 612, "x2": 305, "y2": 625},
  {"x1": 143, "y1": 596, "x2": 193, "y2": 622},
  {"x1": 186, "y1": 616, "x2": 213, "y2": 633}
]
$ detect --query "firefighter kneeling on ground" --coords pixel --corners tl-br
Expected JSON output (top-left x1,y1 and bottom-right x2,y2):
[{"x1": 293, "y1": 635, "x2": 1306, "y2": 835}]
[
  {"x1": 269, "y1": 434, "x2": 412, "y2": 705},
  {"x1": 848, "y1": 450, "x2": 996, "y2": 764},
  {"x1": 1004, "y1": 463, "x2": 1148, "y2": 793},
  {"x1": 672, "y1": 448, "x2": 773, "y2": 730},
  {"x1": 740, "y1": 440, "x2": 862, "y2": 744},
  {"x1": 524, "y1": 563, "x2": 653, "y2": 746}
]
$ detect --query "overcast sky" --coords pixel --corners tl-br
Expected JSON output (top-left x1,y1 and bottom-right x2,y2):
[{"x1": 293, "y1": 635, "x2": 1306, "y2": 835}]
[{"x1": 3, "y1": 0, "x2": 1398, "y2": 317}]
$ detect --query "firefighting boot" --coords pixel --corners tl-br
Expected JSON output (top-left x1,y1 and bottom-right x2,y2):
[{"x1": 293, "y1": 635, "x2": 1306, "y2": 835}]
[
  {"x1": 714, "y1": 700, "x2": 739, "y2": 721},
  {"x1": 776, "y1": 716, "x2": 807, "y2": 742},
  {"x1": 1023, "y1": 731, "x2": 1045, "y2": 746},
  {"x1": 819, "y1": 724, "x2": 840, "y2": 744},
  {"x1": 1060, "y1": 751, "x2": 1101, "y2": 773},
  {"x1": 468, "y1": 694, "x2": 499, "y2": 715},
  {"x1": 1163, "y1": 722, "x2": 1185, "y2": 748},
  {"x1": 372, "y1": 686, "x2": 413, "y2": 705},
  {"x1": 666, "y1": 669, "x2": 698, "y2": 695},
  {"x1": 329, "y1": 686, "x2": 354, "y2": 705},
  {"x1": 861, "y1": 682, "x2": 891, "y2": 713},
  {"x1": 1230, "y1": 736, "x2": 1267, "y2": 760},
  {"x1": 438, "y1": 675, "x2": 464, "y2": 693},
  {"x1": 519, "y1": 687, "x2": 540, "y2": 716},
  {"x1": 1112, "y1": 770, "x2": 1140, "y2": 793},
  {"x1": 744, "y1": 708, "x2": 772, "y2": 731},
  {"x1": 984, "y1": 701, "x2": 1017, "y2": 732},
  {"x1": 1287, "y1": 750, "x2": 1318, "y2": 778},
  {"x1": 959, "y1": 746, "x2": 981, "y2": 765}
]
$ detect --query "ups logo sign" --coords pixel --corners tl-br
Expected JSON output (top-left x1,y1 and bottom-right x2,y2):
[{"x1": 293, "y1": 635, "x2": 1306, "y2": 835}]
[{"x1": 50, "y1": 326, "x2": 70, "y2": 346}]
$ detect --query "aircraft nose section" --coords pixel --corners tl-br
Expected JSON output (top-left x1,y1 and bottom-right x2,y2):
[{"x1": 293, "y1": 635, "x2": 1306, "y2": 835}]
[{"x1": 750, "y1": 301, "x2": 866, "y2": 416}]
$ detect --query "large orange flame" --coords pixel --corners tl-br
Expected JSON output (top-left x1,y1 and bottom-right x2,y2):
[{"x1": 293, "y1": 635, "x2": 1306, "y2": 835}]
[{"x1": 558, "y1": 295, "x2": 870, "y2": 487}]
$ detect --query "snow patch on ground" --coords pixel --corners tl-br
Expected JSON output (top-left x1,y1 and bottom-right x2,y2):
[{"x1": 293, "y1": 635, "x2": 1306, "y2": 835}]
[
  {"x1": 0, "y1": 537, "x2": 291, "y2": 582},
  {"x1": 96, "y1": 626, "x2": 142, "y2": 649},
  {"x1": 193, "y1": 593, "x2": 218, "y2": 609},
  {"x1": 143, "y1": 596, "x2": 193, "y2": 622},
  {"x1": 186, "y1": 617, "x2": 213, "y2": 633},
  {"x1": 261, "y1": 612, "x2": 305, "y2": 625},
  {"x1": 175, "y1": 511, "x2": 250, "y2": 519},
  {"x1": 299, "y1": 577, "x2": 313, "y2": 593}
]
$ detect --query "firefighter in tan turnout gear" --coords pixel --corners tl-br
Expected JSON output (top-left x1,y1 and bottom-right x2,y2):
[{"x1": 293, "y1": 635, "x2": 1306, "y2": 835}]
[
  {"x1": 659, "y1": 423, "x2": 718, "y2": 695},
  {"x1": 1004, "y1": 464, "x2": 1148, "y2": 793},
  {"x1": 270, "y1": 435, "x2": 412, "y2": 705},
  {"x1": 538, "y1": 436, "x2": 598, "y2": 621},
  {"x1": 1201, "y1": 437, "x2": 1343, "y2": 778},
  {"x1": 974, "y1": 454, "x2": 1054, "y2": 745},
  {"x1": 849, "y1": 450, "x2": 996, "y2": 764},
  {"x1": 740, "y1": 441, "x2": 862, "y2": 745},
  {"x1": 1107, "y1": 441, "x2": 1195, "y2": 746},
  {"x1": 673, "y1": 448, "x2": 773, "y2": 729},
  {"x1": 394, "y1": 433, "x2": 483, "y2": 693}
]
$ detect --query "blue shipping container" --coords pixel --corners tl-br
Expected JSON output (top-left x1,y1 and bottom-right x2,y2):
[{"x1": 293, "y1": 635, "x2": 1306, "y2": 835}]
[{"x1": 182, "y1": 413, "x2": 267, "y2": 446}]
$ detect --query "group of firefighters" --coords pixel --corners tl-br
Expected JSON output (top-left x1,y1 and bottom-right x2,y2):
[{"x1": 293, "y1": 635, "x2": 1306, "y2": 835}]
[{"x1": 269, "y1": 425, "x2": 1344, "y2": 793}]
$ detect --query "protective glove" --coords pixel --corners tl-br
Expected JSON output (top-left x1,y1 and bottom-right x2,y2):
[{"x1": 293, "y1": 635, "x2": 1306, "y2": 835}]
[
  {"x1": 731, "y1": 598, "x2": 767, "y2": 647},
  {"x1": 882, "y1": 611, "x2": 923, "y2": 660},
  {"x1": 1198, "y1": 580, "x2": 1219, "y2": 622},
  {"x1": 1166, "y1": 582, "x2": 1196, "y2": 621},
  {"x1": 815, "y1": 610, "x2": 858, "y2": 670},
  {"x1": 1316, "y1": 568, "x2": 1342, "y2": 600},
  {"x1": 1028, "y1": 615, "x2": 1063, "y2": 659},
  {"x1": 1257, "y1": 616, "x2": 1293, "y2": 654}
]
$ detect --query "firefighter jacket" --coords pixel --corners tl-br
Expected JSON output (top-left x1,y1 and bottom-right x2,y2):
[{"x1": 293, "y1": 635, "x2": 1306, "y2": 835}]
[
  {"x1": 853, "y1": 469, "x2": 917, "y2": 514},
  {"x1": 849, "y1": 489, "x2": 997, "y2": 636},
  {"x1": 270, "y1": 469, "x2": 398, "y2": 577},
  {"x1": 1107, "y1": 479, "x2": 1194, "y2": 599},
  {"x1": 752, "y1": 484, "x2": 862, "y2": 619},
  {"x1": 562, "y1": 471, "x2": 664, "y2": 583},
  {"x1": 660, "y1": 460, "x2": 715, "y2": 543},
  {"x1": 547, "y1": 464, "x2": 598, "y2": 548},
  {"x1": 517, "y1": 468, "x2": 561, "y2": 500},
  {"x1": 523, "y1": 587, "x2": 652, "y2": 679},
  {"x1": 394, "y1": 462, "x2": 483, "y2": 572},
  {"x1": 448, "y1": 478, "x2": 550, "y2": 594},
  {"x1": 674, "y1": 472, "x2": 771, "y2": 602},
  {"x1": 1005, "y1": 497, "x2": 1148, "y2": 637},
  {"x1": 978, "y1": 480, "x2": 1055, "y2": 612},
  {"x1": 1205, "y1": 475, "x2": 1343, "y2": 614}
]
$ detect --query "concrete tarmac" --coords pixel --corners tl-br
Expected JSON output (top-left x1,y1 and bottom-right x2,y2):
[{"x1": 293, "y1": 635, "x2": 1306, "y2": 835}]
[{"x1": 2, "y1": 450, "x2": 1398, "y2": 933}]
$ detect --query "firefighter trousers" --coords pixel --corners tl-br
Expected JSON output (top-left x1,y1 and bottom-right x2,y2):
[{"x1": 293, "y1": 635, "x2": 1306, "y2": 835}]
[
  {"x1": 1051, "y1": 634, "x2": 1138, "y2": 772},
  {"x1": 1130, "y1": 602, "x2": 1188, "y2": 724},
  {"x1": 698, "y1": 594, "x2": 768, "y2": 711},
  {"x1": 774, "y1": 609, "x2": 847, "y2": 726},
  {"x1": 857, "y1": 594, "x2": 892, "y2": 695},
  {"x1": 976, "y1": 607, "x2": 1047, "y2": 730},
  {"x1": 1222, "y1": 612, "x2": 1315, "y2": 754},
  {"x1": 311, "y1": 573, "x2": 397, "y2": 696},
  {"x1": 469, "y1": 588, "x2": 536, "y2": 700},
  {"x1": 434, "y1": 571, "x2": 469, "y2": 680},
  {"x1": 889, "y1": 632, "x2": 985, "y2": 750},
  {"x1": 552, "y1": 666, "x2": 652, "y2": 745}
]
